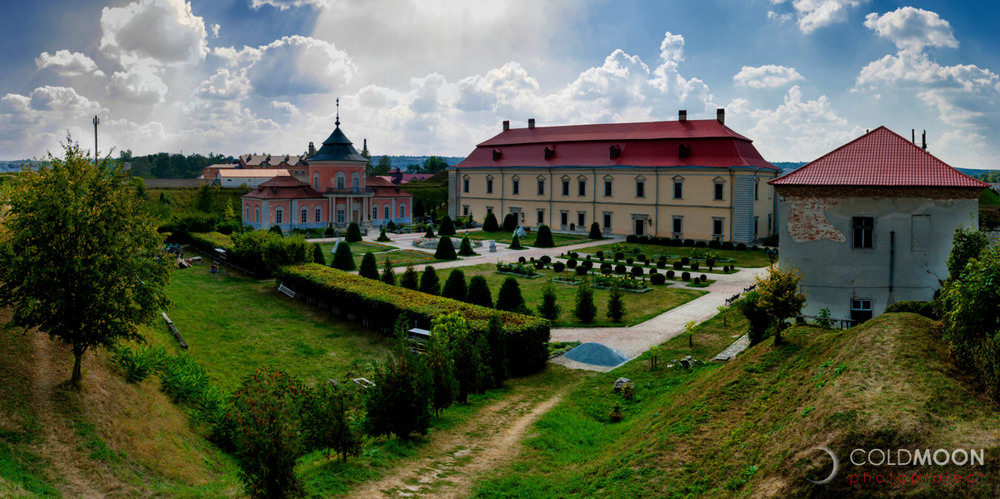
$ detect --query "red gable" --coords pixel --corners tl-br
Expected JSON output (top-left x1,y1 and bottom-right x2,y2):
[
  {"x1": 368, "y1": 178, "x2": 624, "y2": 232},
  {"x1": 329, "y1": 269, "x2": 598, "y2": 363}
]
[
  {"x1": 243, "y1": 176, "x2": 325, "y2": 200},
  {"x1": 770, "y1": 126, "x2": 988, "y2": 188},
  {"x1": 456, "y1": 119, "x2": 775, "y2": 170}
]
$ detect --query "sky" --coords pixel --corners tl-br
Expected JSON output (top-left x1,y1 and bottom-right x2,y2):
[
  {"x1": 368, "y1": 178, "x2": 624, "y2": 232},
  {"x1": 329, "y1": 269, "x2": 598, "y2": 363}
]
[{"x1": 0, "y1": 0, "x2": 998, "y2": 169}]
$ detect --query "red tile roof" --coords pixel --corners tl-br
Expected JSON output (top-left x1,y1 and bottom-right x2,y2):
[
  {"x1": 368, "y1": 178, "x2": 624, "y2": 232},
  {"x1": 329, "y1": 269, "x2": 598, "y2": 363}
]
[
  {"x1": 456, "y1": 119, "x2": 775, "y2": 169},
  {"x1": 770, "y1": 126, "x2": 988, "y2": 188},
  {"x1": 367, "y1": 176, "x2": 411, "y2": 197},
  {"x1": 243, "y1": 176, "x2": 325, "y2": 200}
]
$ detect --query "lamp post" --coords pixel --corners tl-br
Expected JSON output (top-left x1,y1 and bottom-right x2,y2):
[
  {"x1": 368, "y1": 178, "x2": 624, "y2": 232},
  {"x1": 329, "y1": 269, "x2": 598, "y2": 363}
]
[{"x1": 92, "y1": 115, "x2": 100, "y2": 164}]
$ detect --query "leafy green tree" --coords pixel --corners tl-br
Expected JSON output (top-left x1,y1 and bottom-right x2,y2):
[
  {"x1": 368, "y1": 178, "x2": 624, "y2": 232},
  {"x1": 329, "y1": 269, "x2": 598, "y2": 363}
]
[
  {"x1": 346, "y1": 222, "x2": 362, "y2": 242},
  {"x1": 754, "y1": 265, "x2": 807, "y2": 345},
  {"x1": 223, "y1": 198, "x2": 236, "y2": 221},
  {"x1": 502, "y1": 213, "x2": 517, "y2": 232},
  {"x1": 226, "y1": 367, "x2": 311, "y2": 498},
  {"x1": 574, "y1": 280, "x2": 597, "y2": 323},
  {"x1": 424, "y1": 331, "x2": 457, "y2": 415},
  {"x1": 534, "y1": 225, "x2": 554, "y2": 248},
  {"x1": 735, "y1": 290, "x2": 770, "y2": 345},
  {"x1": 483, "y1": 212, "x2": 499, "y2": 232},
  {"x1": 261, "y1": 235, "x2": 311, "y2": 275},
  {"x1": 331, "y1": 242, "x2": 356, "y2": 271},
  {"x1": 269, "y1": 225, "x2": 283, "y2": 237},
  {"x1": 194, "y1": 183, "x2": 219, "y2": 212},
  {"x1": 946, "y1": 226, "x2": 989, "y2": 280},
  {"x1": 466, "y1": 276, "x2": 493, "y2": 307},
  {"x1": 373, "y1": 156, "x2": 392, "y2": 176},
  {"x1": 442, "y1": 269, "x2": 468, "y2": 301},
  {"x1": 606, "y1": 281, "x2": 626, "y2": 322},
  {"x1": 435, "y1": 236, "x2": 457, "y2": 260},
  {"x1": 312, "y1": 244, "x2": 326, "y2": 265},
  {"x1": 420, "y1": 265, "x2": 440, "y2": 295},
  {"x1": 358, "y1": 252, "x2": 379, "y2": 279},
  {"x1": 306, "y1": 383, "x2": 362, "y2": 463},
  {"x1": 496, "y1": 277, "x2": 526, "y2": 313},
  {"x1": 588, "y1": 222, "x2": 603, "y2": 239},
  {"x1": 484, "y1": 314, "x2": 509, "y2": 388},
  {"x1": 432, "y1": 313, "x2": 487, "y2": 403},
  {"x1": 364, "y1": 344, "x2": 433, "y2": 439},
  {"x1": 509, "y1": 235, "x2": 522, "y2": 250},
  {"x1": 399, "y1": 265, "x2": 420, "y2": 290},
  {"x1": 458, "y1": 236, "x2": 476, "y2": 256},
  {"x1": 421, "y1": 156, "x2": 449, "y2": 174},
  {"x1": 380, "y1": 258, "x2": 396, "y2": 285},
  {"x1": 538, "y1": 284, "x2": 560, "y2": 321},
  {"x1": 439, "y1": 215, "x2": 456, "y2": 236},
  {"x1": 0, "y1": 139, "x2": 170, "y2": 387}
]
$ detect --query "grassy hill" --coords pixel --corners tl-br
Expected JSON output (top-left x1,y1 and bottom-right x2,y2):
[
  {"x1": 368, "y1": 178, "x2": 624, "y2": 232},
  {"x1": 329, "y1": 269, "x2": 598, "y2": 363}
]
[{"x1": 476, "y1": 313, "x2": 1000, "y2": 497}]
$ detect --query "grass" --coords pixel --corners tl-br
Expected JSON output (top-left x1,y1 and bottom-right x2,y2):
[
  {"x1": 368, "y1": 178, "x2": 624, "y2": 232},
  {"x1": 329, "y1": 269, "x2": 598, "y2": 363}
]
[
  {"x1": 575, "y1": 241, "x2": 773, "y2": 267},
  {"x1": 317, "y1": 241, "x2": 441, "y2": 268},
  {"x1": 464, "y1": 229, "x2": 592, "y2": 248},
  {"x1": 433, "y1": 263, "x2": 706, "y2": 328},
  {"x1": 473, "y1": 312, "x2": 1000, "y2": 497}
]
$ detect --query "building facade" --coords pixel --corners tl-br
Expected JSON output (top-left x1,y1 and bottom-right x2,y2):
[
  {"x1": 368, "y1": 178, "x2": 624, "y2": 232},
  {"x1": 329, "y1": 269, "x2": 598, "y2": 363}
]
[
  {"x1": 448, "y1": 110, "x2": 779, "y2": 242},
  {"x1": 770, "y1": 126, "x2": 987, "y2": 323}
]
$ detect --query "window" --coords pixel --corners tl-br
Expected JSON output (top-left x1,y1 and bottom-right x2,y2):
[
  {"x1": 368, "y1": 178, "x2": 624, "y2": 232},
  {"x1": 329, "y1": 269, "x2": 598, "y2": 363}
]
[
  {"x1": 562, "y1": 180, "x2": 569, "y2": 196},
  {"x1": 754, "y1": 179, "x2": 760, "y2": 200},
  {"x1": 512, "y1": 178, "x2": 520, "y2": 195},
  {"x1": 255, "y1": 206, "x2": 260, "y2": 223},
  {"x1": 384, "y1": 205, "x2": 390, "y2": 219},
  {"x1": 560, "y1": 211, "x2": 568, "y2": 228},
  {"x1": 275, "y1": 207, "x2": 283, "y2": 224},
  {"x1": 301, "y1": 208, "x2": 308, "y2": 223},
  {"x1": 604, "y1": 179, "x2": 613, "y2": 197},
  {"x1": 337, "y1": 209, "x2": 345, "y2": 223},
  {"x1": 714, "y1": 182, "x2": 724, "y2": 201},
  {"x1": 672, "y1": 216, "x2": 683, "y2": 237},
  {"x1": 245, "y1": 205, "x2": 249, "y2": 221},
  {"x1": 463, "y1": 205, "x2": 469, "y2": 216},
  {"x1": 851, "y1": 299, "x2": 873, "y2": 324},
  {"x1": 635, "y1": 179, "x2": 645, "y2": 198},
  {"x1": 577, "y1": 212, "x2": 585, "y2": 228},
  {"x1": 713, "y1": 218, "x2": 724, "y2": 239},
  {"x1": 399, "y1": 204, "x2": 406, "y2": 218},
  {"x1": 372, "y1": 206, "x2": 379, "y2": 219},
  {"x1": 578, "y1": 179, "x2": 586, "y2": 196},
  {"x1": 537, "y1": 209, "x2": 544, "y2": 225},
  {"x1": 336, "y1": 172, "x2": 345, "y2": 189},
  {"x1": 603, "y1": 212, "x2": 612, "y2": 231},
  {"x1": 754, "y1": 216, "x2": 759, "y2": 238},
  {"x1": 537, "y1": 178, "x2": 544, "y2": 196},
  {"x1": 673, "y1": 179, "x2": 683, "y2": 199},
  {"x1": 313, "y1": 172, "x2": 319, "y2": 191},
  {"x1": 486, "y1": 177, "x2": 493, "y2": 193},
  {"x1": 767, "y1": 214, "x2": 772, "y2": 234},
  {"x1": 463, "y1": 177, "x2": 469, "y2": 193},
  {"x1": 486, "y1": 206, "x2": 493, "y2": 214},
  {"x1": 852, "y1": 216, "x2": 874, "y2": 249},
  {"x1": 352, "y1": 173, "x2": 360, "y2": 192}
]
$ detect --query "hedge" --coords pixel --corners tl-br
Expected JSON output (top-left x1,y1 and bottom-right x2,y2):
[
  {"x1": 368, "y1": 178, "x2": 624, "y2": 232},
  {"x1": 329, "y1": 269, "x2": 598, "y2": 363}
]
[{"x1": 276, "y1": 264, "x2": 550, "y2": 376}]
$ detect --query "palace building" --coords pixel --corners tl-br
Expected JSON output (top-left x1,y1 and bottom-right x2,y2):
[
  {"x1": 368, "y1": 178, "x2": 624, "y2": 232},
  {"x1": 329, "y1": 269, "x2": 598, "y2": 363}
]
[{"x1": 448, "y1": 110, "x2": 779, "y2": 242}]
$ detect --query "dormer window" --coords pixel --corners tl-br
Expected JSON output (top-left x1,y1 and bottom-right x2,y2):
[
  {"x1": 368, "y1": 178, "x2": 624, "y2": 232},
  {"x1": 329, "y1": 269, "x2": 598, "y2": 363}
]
[
  {"x1": 679, "y1": 143, "x2": 691, "y2": 158},
  {"x1": 492, "y1": 148, "x2": 502, "y2": 161},
  {"x1": 609, "y1": 145, "x2": 621, "y2": 159},
  {"x1": 544, "y1": 146, "x2": 555, "y2": 160}
]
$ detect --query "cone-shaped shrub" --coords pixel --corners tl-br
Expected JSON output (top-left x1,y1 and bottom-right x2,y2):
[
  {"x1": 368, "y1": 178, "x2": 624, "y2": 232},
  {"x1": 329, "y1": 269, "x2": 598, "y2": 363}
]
[
  {"x1": 346, "y1": 222, "x2": 362, "y2": 242},
  {"x1": 495, "y1": 277, "x2": 525, "y2": 312},
  {"x1": 483, "y1": 212, "x2": 499, "y2": 232},
  {"x1": 380, "y1": 259, "x2": 395, "y2": 285},
  {"x1": 312, "y1": 244, "x2": 325, "y2": 265},
  {"x1": 358, "y1": 252, "x2": 378, "y2": 279},
  {"x1": 574, "y1": 280, "x2": 597, "y2": 323},
  {"x1": 534, "y1": 225, "x2": 554, "y2": 248},
  {"x1": 420, "y1": 265, "x2": 440, "y2": 295},
  {"x1": 458, "y1": 236, "x2": 476, "y2": 256},
  {"x1": 588, "y1": 222, "x2": 602, "y2": 239},
  {"x1": 331, "y1": 242, "x2": 355, "y2": 271},
  {"x1": 607, "y1": 282, "x2": 626, "y2": 322},
  {"x1": 434, "y1": 236, "x2": 457, "y2": 260},
  {"x1": 509, "y1": 235, "x2": 522, "y2": 250},
  {"x1": 399, "y1": 265, "x2": 419, "y2": 290},
  {"x1": 466, "y1": 276, "x2": 492, "y2": 307},
  {"x1": 438, "y1": 216, "x2": 456, "y2": 236},
  {"x1": 442, "y1": 269, "x2": 468, "y2": 301},
  {"x1": 376, "y1": 228, "x2": 391, "y2": 242},
  {"x1": 502, "y1": 213, "x2": 517, "y2": 232},
  {"x1": 424, "y1": 225, "x2": 435, "y2": 238},
  {"x1": 538, "y1": 284, "x2": 560, "y2": 320}
]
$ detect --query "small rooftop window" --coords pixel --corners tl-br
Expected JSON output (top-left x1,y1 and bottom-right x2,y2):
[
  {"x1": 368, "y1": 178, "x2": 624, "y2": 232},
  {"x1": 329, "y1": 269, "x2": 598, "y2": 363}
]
[{"x1": 609, "y1": 145, "x2": 621, "y2": 159}]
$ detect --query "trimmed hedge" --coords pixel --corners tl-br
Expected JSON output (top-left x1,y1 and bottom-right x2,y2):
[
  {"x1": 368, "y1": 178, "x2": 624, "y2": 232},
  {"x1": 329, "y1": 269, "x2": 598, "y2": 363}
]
[{"x1": 277, "y1": 264, "x2": 549, "y2": 376}]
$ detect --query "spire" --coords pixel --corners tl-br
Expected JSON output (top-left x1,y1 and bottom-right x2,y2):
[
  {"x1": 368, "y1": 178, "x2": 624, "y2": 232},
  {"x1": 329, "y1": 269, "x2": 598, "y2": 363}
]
[{"x1": 335, "y1": 97, "x2": 340, "y2": 127}]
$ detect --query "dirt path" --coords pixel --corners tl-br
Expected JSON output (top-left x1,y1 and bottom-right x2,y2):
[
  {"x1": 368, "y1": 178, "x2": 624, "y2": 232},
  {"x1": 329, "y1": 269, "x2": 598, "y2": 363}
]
[
  {"x1": 27, "y1": 334, "x2": 105, "y2": 498},
  {"x1": 351, "y1": 387, "x2": 568, "y2": 498}
]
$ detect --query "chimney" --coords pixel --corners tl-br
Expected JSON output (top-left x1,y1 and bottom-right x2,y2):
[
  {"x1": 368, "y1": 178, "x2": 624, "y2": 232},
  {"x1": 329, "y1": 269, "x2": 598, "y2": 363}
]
[
  {"x1": 308, "y1": 141, "x2": 316, "y2": 155},
  {"x1": 912, "y1": 129, "x2": 916, "y2": 144},
  {"x1": 716, "y1": 108, "x2": 725, "y2": 124},
  {"x1": 922, "y1": 130, "x2": 927, "y2": 150},
  {"x1": 503, "y1": 120, "x2": 510, "y2": 131},
  {"x1": 528, "y1": 118, "x2": 536, "y2": 129},
  {"x1": 678, "y1": 110, "x2": 687, "y2": 121}
]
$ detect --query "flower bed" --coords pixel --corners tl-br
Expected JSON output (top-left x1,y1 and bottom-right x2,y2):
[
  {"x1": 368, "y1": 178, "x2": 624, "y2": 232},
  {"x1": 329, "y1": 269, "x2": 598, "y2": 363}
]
[
  {"x1": 591, "y1": 274, "x2": 652, "y2": 293},
  {"x1": 495, "y1": 261, "x2": 541, "y2": 278},
  {"x1": 412, "y1": 237, "x2": 483, "y2": 250},
  {"x1": 277, "y1": 264, "x2": 549, "y2": 376}
]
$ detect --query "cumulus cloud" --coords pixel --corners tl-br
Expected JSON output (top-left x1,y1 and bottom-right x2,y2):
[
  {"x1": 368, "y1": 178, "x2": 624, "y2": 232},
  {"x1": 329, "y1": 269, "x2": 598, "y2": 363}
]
[
  {"x1": 770, "y1": 0, "x2": 868, "y2": 34},
  {"x1": 734, "y1": 65, "x2": 804, "y2": 88},
  {"x1": 249, "y1": 0, "x2": 328, "y2": 9},
  {"x1": 195, "y1": 68, "x2": 251, "y2": 100},
  {"x1": 35, "y1": 50, "x2": 105, "y2": 78},
  {"x1": 100, "y1": 0, "x2": 208, "y2": 67},
  {"x1": 109, "y1": 65, "x2": 169, "y2": 103},
  {"x1": 0, "y1": 86, "x2": 109, "y2": 157},
  {"x1": 863, "y1": 7, "x2": 958, "y2": 52},
  {"x1": 217, "y1": 36, "x2": 356, "y2": 97}
]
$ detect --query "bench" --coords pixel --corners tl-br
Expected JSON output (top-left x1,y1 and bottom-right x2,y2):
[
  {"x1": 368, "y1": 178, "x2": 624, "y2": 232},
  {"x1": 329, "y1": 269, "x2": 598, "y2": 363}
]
[{"x1": 277, "y1": 283, "x2": 296, "y2": 298}]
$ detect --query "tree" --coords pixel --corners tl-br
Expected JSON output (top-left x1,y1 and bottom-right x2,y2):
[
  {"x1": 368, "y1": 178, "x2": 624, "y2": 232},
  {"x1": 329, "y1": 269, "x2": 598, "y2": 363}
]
[
  {"x1": 225, "y1": 367, "x2": 311, "y2": 498},
  {"x1": 483, "y1": 212, "x2": 499, "y2": 232},
  {"x1": 458, "y1": 236, "x2": 476, "y2": 256},
  {"x1": 439, "y1": 215, "x2": 456, "y2": 236},
  {"x1": 509, "y1": 235, "x2": 522, "y2": 250},
  {"x1": 588, "y1": 222, "x2": 603, "y2": 239},
  {"x1": 495, "y1": 277, "x2": 526, "y2": 312},
  {"x1": 534, "y1": 225, "x2": 555, "y2": 248},
  {"x1": 0, "y1": 139, "x2": 170, "y2": 387},
  {"x1": 346, "y1": 222, "x2": 362, "y2": 242},
  {"x1": 420, "y1": 265, "x2": 440, "y2": 295},
  {"x1": 466, "y1": 276, "x2": 493, "y2": 307},
  {"x1": 754, "y1": 265, "x2": 807, "y2": 345},
  {"x1": 399, "y1": 265, "x2": 420, "y2": 290},
  {"x1": 502, "y1": 213, "x2": 517, "y2": 232},
  {"x1": 306, "y1": 383, "x2": 362, "y2": 463},
  {"x1": 364, "y1": 344, "x2": 433, "y2": 439},
  {"x1": 538, "y1": 284, "x2": 560, "y2": 321},
  {"x1": 484, "y1": 314, "x2": 509, "y2": 388},
  {"x1": 331, "y1": 242, "x2": 356, "y2": 271},
  {"x1": 435, "y1": 236, "x2": 457, "y2": 260},
  {"x1": 606, "y1": 281, "x2": 626, "y2": 322},
  {"x1": 312, "y1": 244, "x2": 326, "y2": 265},
  {"x1": 574, "y1": 280, "x2": 597, "y2": 323},
  {"x1": 735, "y1": 290, "x2": 770, "y2": 345},
  {"x1": 946, "y1": 226, "x2": 989, "y2": 280},
  {"x1": 432, "y1": 313, "x2": 487, "y2": 403},
  {"x1": 358, "y1": 252, "x2": 379, "y2": 279},
  {"x1": 373, "y1": 156, "x2": 392, "y2": 176},
  {"x1": 424, "y1": 225, "x2": 436, "y2": 238},
  {"x1": 376, "y1": 228, "x2": 391, "y2": 242},
  {"x1": 424, "y1": 330, "x2": 457, "y2": 415},
  {"x1": 442, "y1": 269, "x2": 468, "y2": 301},
  {"x1": 269, "y1": 225, "x2": 283, "y2": 237},
  {"x1": 381, "y1": 258, "x2": 396, "y2": 285}
]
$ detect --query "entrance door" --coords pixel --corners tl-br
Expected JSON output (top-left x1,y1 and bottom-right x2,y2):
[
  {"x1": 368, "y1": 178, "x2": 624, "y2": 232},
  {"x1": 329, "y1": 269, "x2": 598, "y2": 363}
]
[{"x1": 635, "y1": 218, "x2": 645, "y2": 236}]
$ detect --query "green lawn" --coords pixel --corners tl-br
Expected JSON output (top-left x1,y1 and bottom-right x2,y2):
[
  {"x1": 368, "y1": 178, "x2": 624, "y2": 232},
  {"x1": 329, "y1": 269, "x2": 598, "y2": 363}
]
[
  {"x1": 317, "y1": 241, "x2": 441, "y2": 267},
  {"x1": 434, "y1": 263, "x2": 706, "y2": 328},
  {"x1": 151, "y1": 266, "x2": 393, "y2": 392},
  {"x1": 575, "y1": 241, "x2": 773, "y2": 267},
  {"x1": 464, "y1": 229, "x2": 593, "y2": 248}
]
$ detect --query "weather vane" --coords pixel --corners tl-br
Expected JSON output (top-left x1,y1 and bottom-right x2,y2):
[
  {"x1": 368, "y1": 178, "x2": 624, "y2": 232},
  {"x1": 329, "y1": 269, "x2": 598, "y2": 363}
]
[{"x1": 335, "y1": 97, "x2": 340, "y2": 127}]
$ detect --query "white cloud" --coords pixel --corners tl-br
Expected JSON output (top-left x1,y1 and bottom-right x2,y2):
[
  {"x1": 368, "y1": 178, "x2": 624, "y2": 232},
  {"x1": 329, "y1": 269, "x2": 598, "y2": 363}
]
[
  {"x1": 0, "y1": 87, "x2": 109, "y2": 158},
  {"x1": 211, "y1": 24, "x2": 220, "y2": 38},
  {"x1": 195, "y1": 68, "x2": 251, "y2": 100},
  {"x1": 219, "y1": 36, "x2": 357, "y2": 97},
  {"x1": 768, "y1": 11, "x2": 794, "y2": 23},
  {"x1": 863, "y1": 7, "x2": 958, "y2": 52},
  {"x1": 780, "y1": 0, "x2": 868, "y2": 34},
  {"x1": 35, "y1": 50, "x2": 105, "y2": 78},
  {"x1": 109, "y1": 65, "x2": 169, "y2": 103},
  {"x1": 100, "y1": 0, "x2": 208, "y2": 67},
  {"x1": 734, "y1": 65, "x2": 804, "y2": 88},
  {"x1": 249, "y1": 0, "x2": 328, "y2": 10}
]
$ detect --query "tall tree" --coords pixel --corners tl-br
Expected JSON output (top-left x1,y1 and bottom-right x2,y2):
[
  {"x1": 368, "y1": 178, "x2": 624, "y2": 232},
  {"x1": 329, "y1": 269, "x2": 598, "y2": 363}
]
[
  {"x1": 432, "y1": 312, "x2": 486, "y2": 403},
  {"x1": 381, "y1": 258, "x2": 396, "y2": 285},
  {"x1": 306, "y1": 383, "x2": 362, "y2": 463},
  {"x1": 331, "y1": 242, "x2": 356, "y2": 271},
  {"x1": 754, "y1": 265, "x2": 807, "y2": 345},
  {"x1": 373, "y1": 156, "x2": 392, "y2": 176},
  {"x1": 606, "y1": 281, "x2": 626, "y2": 322},
  {"x1": 466, "y1": 276, "x2": 493, "y2": 307},
  {"x1": 0, "y1": 139, "x2": 171, "y2": 387},
  {"x1": 359, "y1": 252, "x2": 379, "y2": 279},
  {"x1": 420, "y1": 265, "x2": 440, "y2": 295}
]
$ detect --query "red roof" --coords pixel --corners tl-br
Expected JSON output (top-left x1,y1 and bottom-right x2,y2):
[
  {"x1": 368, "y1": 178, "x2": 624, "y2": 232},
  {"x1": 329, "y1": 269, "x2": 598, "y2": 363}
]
[
  {"x1": 243, "y1": 176, "x2": 325, "y2": 200},
  {"x1": 456, "y1": 119, "x2": 775, "y2": 169},
  {"x1": 770, "y1": 126, "x2": 988, "y2": 188},
  {"x1": 367, "y1": 176, "x2": 411, "y2": 197}
]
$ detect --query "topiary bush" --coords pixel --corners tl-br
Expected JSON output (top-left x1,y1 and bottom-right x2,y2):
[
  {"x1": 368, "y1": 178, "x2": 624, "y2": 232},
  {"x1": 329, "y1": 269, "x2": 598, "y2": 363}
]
[
  {"x1": 442, "y1": 269, "x2": 468, "y2": 301},
  {"x1": 483, "y1": 212, "x2": 499, "y2": 232},
  {"x1": 683, "y1": 239, "x2": 695, "y2": 247},
  {"x1": 518, "y1": 256, "x2": 527, "y2": 264},
  {"x1": 650, "y1": 273, "x2": 666, "y2": 285},
  {"x1": 681, "y1": 271, "x2": 690, "y2": 281},
  {"x1": 721, "y1": 241, "x2": 734, "y2": 250},
  {"x1": 706, "y1": 258, "x2": 716, "y2": 268},
  {"x1": 346, "y1": 222, "x2": 362, "y2": 242},
  {"x1": 700, "y1": 274, "x2": 707, "y2": 281},
  {"x1": 680, "y1": 257, "x2": 690, "y2": 265},
  {"x1": 693, "y1": 277, "x2": 701, "y2": 284},
  {"x1": 466, "y1": 276, "x2": 492, "y2": 307},
  {"x1": 615, "y1": 252, "x2": 624, "y2": 260},
  {"x1": 438, "y1": 216, "x2": 456, "y2": 236},
  {"x1": 657, "y1": 261, "x2": 666, "y2": 269},
  {"x1": 377, "y1": 228, "x2": 391, "y2": 242},
  {"x1": 581, "y1": 260, "x2": 593, "y2": 270},
  {"x1": 509, "y1": 235, "x2": 522, "y2": 250},
  {"x1": 736, "y1": 243, "x2": 747, "y2": 250},
  {"x1": 596, "y1": 251, "x2": 604, "y2": 260},
  {"x1": 434, "y1": 236, "x2": 457, "y2": 260},
  {"x1": 358, "y1": 252, "x2": 379, "y2": 279},
  {"x1": 502, "y1": 213, "x2": 517, "y2": 232},
  {"x1": 540, "y1": 255, "x2": 552, "y2": 265},
  {"x1": 424, "y1": 225, "x2": 436, "y2": 238},
  {"x1": 576, "y1": 266, "x2": 589, "y2": 276},
  {"x1": 567, "y1": 258, "x2": 578, "y2": 268},
  {"x1": 458, "y1": 236, "x2": 476, "y2": 256},
  {"x1": 691, "y1": 262, "x2": 699, "y2": 271},
  {"x1": 588, "y1": 222, "x2": 602, "y2": 239},
  {"x1": 495, "y1": 277, "x2": 527, "y2": 313},
  {"x1": 667, "y1": 270, "x2": 675, "y2": 279},
  {"x1": 331, "y1": 242, "x2": 355, "y2": 271},
  {"x1": 553, "y1": 261, "x2": 566, "y2": 273},
  {"x1": 534, "y1": 225, "x2": 555, "y2": 248},
  {"x1": 632, "y1": 266, "x2": 644, "y2": 277},
  {"x1": 614, "y1": 264, "x2": 626, "y2": 275},
  {"x1": 673, "y1": 261, "x2": 683, "y2": 270}
]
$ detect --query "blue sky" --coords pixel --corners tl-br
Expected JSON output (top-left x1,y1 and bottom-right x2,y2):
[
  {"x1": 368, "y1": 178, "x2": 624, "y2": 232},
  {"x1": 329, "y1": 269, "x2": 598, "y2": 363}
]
[{"x1": 1, "y1": 0, "x2": 997, "y2": 169}]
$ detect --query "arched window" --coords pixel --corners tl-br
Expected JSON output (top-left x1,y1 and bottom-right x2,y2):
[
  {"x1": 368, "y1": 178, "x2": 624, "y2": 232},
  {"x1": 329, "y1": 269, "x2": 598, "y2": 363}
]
[
  {"x1": 313, "y1": 172, "x2": 319, "y2": 191},
  {"x1": 275, "y1": 207, "x2": 283, "y2": 224},
  {"x1": 315, "y1": 206, "x2": 322, "y2": 222},
  {"x1": 384, "y1": 205, "x2": 390, "y2": 219},
  {"x1": 336, "y1": 172, "x2": 345, "y2": 189},
  {"x1": 399, "y1": 203, "x2": 406, "y2": 218}
]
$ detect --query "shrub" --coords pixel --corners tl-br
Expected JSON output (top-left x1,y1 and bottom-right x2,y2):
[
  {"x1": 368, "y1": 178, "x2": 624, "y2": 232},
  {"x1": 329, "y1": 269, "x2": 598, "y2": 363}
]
[
  {"x1": 466, "y1": 276, "x2": 493, "y2": 307},
  {"x1": 615, "y1": 264, "x2": 626, "y2": 275},
  {"x1": 667, "y1": 270, "x2": 675, "y2": 279},
  {"x1": 380, "y1": 259, "x2": 396, "y2": 285},
  {"x1": 111, "y1": 343, "x2": 167, "y2": 384},
  {"x1": 399, "y1": 265, "x2": 419, "y2": 290},
  {"x1": 708, "y1": 240, "x2": 721, "y2": 249},
  {"x1": 158, "y1": 353, "x2": 210, "y2": 404},
  {"x1": 540, "y1": 255, "x2": 552, "y2": 265},
  {"x1": 650, "y1": 273, "x2": 666, "y2": 285},
  {"x1": 683, "y1": 239, "x2": 695, "y2": 247},
  {"x1": 625, "y1": 258, "x2": 634, "y2": 265},
  {"x1": 884, "y1": 300, "x2": 937, "y2": 320},
  {"x1": 567, "y1": 258, "x2": 578, "y2": 268},
  {"x1": 553, "y1": 262, "x2": 565, "y2": 273},
  {"x1": 502, "y1": 213, "x2": 517, "y2": 232},
  {"x1": 615, "y1": 252, "x2": 624, "y2": 260},
  {"x1": 431, "y1": 313, "x2": 486, "y2": 404},
  {"x1": 386, "y1": 220, "x2": 396, "y2": 232},
  {"x1": 693, "y1": 277, "x2": 701, "y2": 284},
  {"x1": 574, "y1": 280, "x2": 597, "y2": 323},
  {"x1": 721, "y1": 241, "x2": 734, "y2": 250},
  {"x1": 518, "y1": 256, "x2": 526, "y2": 264},
  {"x1": 458, "y1": 236, "x2": 476, "y2": 256},
  {"x1": 606, "y1": 282, "x2": 625, "y2": 322},
  {"x1": 484, "y1": 314, "x2": 509, "y2": 388},
  {"x1": 376, "y1": 228, "x2": 391, "y2": 242},
  {"x1": 420, "y1": 265, "x2": 440, "y2": 295},
  {"x1": 539, "y1": 285, "x2": 560, "y2": 321},
  {"x1": 754, "y1": 264, "x2": 807, "y2": 344},
  {"x1": 631, "y1": 265, "x2": 644, "y2": 277},
  {"x1": 358, "y1": 252, "x2": 379, "y2": 279},
  {"x1": 306, "y1": 383, "x2": 362, "y2": 463},
  {"x1": 435, "y1": 236, "x2": 457, "y2": 260},
  {"x1": 325, "y1": 225, "x2": 335, "y2": 237},
  {"x1": 625, "y1": 235, "x2": 637, "y2": 243},
  {"x1": 576, "y1": 266, "x2": 589, "y2": 276},
  {"x1": 657, "y1": 261, "x2": 666, "y2": 269},
  {"x1": 534, "y1": 225, "x2": 555, "y2": 248},
  {"x1": 483, "y1": 212, "x2": 499, "y2": 232},
  {"x1": 681, "y1": 271, "x2": 690, "y2": 281},
  {"x1": 509, "y1": 235, "x2": 522, "y2": 250},
  {"x1": 438, "y1": 216, "x2": 456, "y2": 236},
  {"x1": 695, "y1": 240, "x2": 707, "y2": 248},
  {"x1": 680, "y1": 257, "x2": 690, "y2": 265},
  {"x1": 736, "y1": 290, "x2": 771, "y2": 345},
  {"x1": 581, "y1": 260, "x2": 593, "y2": 270},
  {"x1": 442, "y1": 269, "x2": 468, "y2": 302},
  {"x1": 596, "y1": 251, "x2": 604, "y2": 260},
  {"x1": 946, "y1": 226, "x2": 990, "y2": 280},
  {"x1": 673, "y1": 261, "x2": 683, "y2": 270},
  {"x1": 496, "y1": 277, "x2": 527, "y2": 313},
  {"x1": 312, "y1": 244, "x2": 326, "y2": 265},
  {"x1": 706, "y1": 258, "x2": 716, "y2": 268},
  {"x1": 331, "y1": 242, "x2": 355, "y2": 271},
  {"x1": 261, "y1": 235, "x2": 311, "y2": 276},
  {"x1": 424, "y1": 225, "x2": 436, "y2": 238},
  {"x1": 700, "y1": 274, "x2": 707, "y2": 281},
  {"x1": 365, "y1": 345, "x2": 433, "y2": 439},
  {"x1": 344, "y1": 222, "x2": 361, "y2": 242},
  {"x1": 736, "y1": 243, "x2": 747, "y2": 250},
  {"x1": 691, "y1": 262, "x2": 699, "y2": 271},
  {"x1": 269, "y1": 225, "x2": 284, "y2": 237},
  {"x1": 588, "y1": 222, "x2": 602, "y2": 239}
]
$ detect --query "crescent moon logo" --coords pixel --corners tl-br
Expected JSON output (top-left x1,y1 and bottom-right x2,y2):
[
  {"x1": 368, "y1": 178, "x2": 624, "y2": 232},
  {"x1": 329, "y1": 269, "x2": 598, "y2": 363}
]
[{"x1": 807, "y1": 446, "x2": 839, "y2": 485}]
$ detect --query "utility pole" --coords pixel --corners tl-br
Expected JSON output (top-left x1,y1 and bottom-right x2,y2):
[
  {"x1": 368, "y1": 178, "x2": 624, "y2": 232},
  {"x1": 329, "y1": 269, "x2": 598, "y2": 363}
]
[{"x1": 92, "y1": 115, "x2": 100, "y2": 164}]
